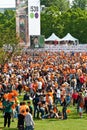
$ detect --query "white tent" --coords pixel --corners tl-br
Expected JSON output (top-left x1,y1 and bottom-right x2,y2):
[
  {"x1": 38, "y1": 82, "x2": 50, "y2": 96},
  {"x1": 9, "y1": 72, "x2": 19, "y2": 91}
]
[
  {"x1": 45, "y1": 33, "x2": 61, "y2": 42},
  {"x1": 60, "y1": 33, "x2": 79, "y2": 44}
]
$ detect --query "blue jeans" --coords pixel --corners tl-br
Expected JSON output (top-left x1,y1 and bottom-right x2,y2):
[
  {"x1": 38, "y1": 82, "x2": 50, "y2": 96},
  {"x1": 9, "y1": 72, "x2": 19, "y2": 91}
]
[
  {"x1": 34, "y1": 105, "x2": 39, "y2": 118},
  {"x1": 62, "y1": 107, "x2": 67, "y2": 119},
  {"x1": 25, "y1": 125, "x2": 34, "y2": 130},
  {"x1": 55, "y1": 97, "x2": 61, "y2": 105}
]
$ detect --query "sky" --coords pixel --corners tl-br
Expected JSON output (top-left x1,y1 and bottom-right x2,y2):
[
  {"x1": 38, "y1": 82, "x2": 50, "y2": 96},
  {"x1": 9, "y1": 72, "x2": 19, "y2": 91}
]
[
  {"x1": 0, "y1": 0, "x2": 73, "y2": 8},
  {"x1": 0, "y1": 0, "x2": 16, "y2": 8}
]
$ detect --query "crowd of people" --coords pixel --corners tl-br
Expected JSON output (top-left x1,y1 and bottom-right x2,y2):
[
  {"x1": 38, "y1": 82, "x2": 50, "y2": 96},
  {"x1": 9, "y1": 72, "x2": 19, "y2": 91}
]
[{"x1": 0, "y1": 50, "x2": 87, "y2": 129}]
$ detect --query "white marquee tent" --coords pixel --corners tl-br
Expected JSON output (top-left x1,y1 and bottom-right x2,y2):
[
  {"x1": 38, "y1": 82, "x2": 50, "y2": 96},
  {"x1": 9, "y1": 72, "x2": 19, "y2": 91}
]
[
  {"x1": 60, "y1": 33, "x2": 79, "y2": 44},
  {"x1": 45, "y1": 33, "x2": 61, "y2": 42}
]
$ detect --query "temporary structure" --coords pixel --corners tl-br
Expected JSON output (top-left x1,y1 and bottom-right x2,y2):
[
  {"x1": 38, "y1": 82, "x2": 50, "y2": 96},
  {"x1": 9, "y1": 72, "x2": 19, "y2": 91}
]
[
  {"x1": 60, "y1": 33, "x2": 79, "y2": 44},
  {"x1": 45, "y1": 33, "x2": 61, "y2": 42}
]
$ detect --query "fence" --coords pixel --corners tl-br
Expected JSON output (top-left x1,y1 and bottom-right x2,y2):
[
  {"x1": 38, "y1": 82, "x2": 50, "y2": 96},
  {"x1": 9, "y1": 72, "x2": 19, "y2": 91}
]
[{"x1": 44, "y1": 44, "x2": 87, "y2": 52}]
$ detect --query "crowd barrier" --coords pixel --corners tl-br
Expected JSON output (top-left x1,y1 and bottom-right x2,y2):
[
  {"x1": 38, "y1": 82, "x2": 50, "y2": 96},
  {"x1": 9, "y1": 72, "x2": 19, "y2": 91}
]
[
  {"x1": 43, "y1": 44, "x2": 87, "y2": 52},
  {"x1": 25, "y1": 44, "x2": 87, "y2": 52}
]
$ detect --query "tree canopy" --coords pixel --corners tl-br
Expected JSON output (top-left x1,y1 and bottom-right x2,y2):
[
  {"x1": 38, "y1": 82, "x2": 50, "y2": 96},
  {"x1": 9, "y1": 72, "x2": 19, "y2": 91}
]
[
  {"x1": 41, "y1": 7, "x2": 87, "y2": 43},
  {"x1": 0, "y1": 9, "x2": 19, "y2": 65},
  {"x1": 72, "y1": 0, "x2": 87, "y2": 10},
  {"x1": 0, "y1": 9, "x2": 19, "y2": 47},
  {"x1": 41, "y1": 0, "x2": 70, "y2": 12}
]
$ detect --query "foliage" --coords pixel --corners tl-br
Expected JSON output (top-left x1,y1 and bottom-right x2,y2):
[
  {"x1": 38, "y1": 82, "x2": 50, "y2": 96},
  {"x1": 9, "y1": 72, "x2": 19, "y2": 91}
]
[
  {"x1": 0, "y1": 10, "x2": 19, "y2": 47},
  {"x1": 0, "y1": 9, "x2": 20, "y2": 65},
  {"x1": 59, "y1": 8, "x2": 87, "y2": 43},
  {"x1": 0, "y1": 48, "x2": 7, "y2": 64},
  {"x1": 41, "y1": 7, "x2": 87, "y2": 43},
  {"x1": 41, "y1": 0, "x2": 70, "y2": 12},
  {"x1": 41, "y1": 5, "x2": 68, "y2": 38},
  {"x1": 72, "y1": 0, "x2": 87, "y2": 10}
]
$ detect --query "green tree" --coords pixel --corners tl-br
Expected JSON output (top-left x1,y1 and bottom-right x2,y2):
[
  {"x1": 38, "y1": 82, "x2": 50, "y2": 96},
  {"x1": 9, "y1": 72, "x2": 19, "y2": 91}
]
[
  {"x1": 41, "y1": 0, "x2": 70, "y2": 12},
  {"x1": 41, "y1": 0, "x2": 51, "y2": 7},
  {"x1": 60, "y1": 8, "x2": 87, "y2": 43},
  {"x1": 41, "y1": 6, "x2": 87, "y2": 43},
  {"x1": 72, "y1": 0, "x2": 87, "y2": 10},
  {"x1": 41, "y1": 6, "x2": 63, "y2": 38},
  {"x1": 0, "y1": 10, "x2": 19, "y2": 46},
  {"x1": 0, "y1": 10, "x2": 19, "y2": 65}
]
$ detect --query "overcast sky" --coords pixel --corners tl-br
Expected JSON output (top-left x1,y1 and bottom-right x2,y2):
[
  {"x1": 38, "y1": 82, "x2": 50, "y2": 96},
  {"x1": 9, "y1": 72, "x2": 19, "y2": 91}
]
[
  {"x1": 0, "y1": 0, "x2": 16, "y2": 8},
  {"x1": 0, "y1": 0, "x2": 73, "y2": 8}
]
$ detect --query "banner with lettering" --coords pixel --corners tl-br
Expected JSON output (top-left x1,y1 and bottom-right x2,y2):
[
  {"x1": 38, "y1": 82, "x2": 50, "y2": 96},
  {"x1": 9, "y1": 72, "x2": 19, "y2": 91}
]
[{"x1": 28, "y1": 0, "x2": 40, "y2": 35}]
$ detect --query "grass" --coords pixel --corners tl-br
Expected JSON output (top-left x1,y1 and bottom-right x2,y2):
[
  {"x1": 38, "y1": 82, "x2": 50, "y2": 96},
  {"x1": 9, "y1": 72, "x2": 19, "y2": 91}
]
[
  {"x1": 0, "y1": 93, "x2": 87, "y2": 130},
  {"x1": 0, "y1": 106, "x2": 87, "y2": 130}
]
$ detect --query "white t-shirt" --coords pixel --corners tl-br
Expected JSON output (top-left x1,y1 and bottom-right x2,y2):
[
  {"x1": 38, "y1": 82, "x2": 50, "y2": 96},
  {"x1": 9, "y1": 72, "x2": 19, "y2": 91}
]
[
  {"x1": 56, "y1": 89, "x2": 61, "y2": 98},
  {"x1": 38, "y1": 81, "x2": 42, "y2": 90}
]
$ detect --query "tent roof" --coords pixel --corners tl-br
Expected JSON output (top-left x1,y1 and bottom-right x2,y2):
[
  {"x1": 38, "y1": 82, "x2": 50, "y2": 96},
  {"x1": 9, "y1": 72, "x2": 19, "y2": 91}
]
[
  {"x1": 45, "y1": 33, "x2": 61, "y2": 41},
  {"x1": 60, "y1": 33, "x2": 78, "y2": 41}
]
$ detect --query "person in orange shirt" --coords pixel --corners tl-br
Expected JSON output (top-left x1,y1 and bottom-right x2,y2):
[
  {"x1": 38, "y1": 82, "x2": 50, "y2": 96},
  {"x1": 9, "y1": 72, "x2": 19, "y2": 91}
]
[{"x1": 32, "y1": 80, "x2": 38, "y2": 93}]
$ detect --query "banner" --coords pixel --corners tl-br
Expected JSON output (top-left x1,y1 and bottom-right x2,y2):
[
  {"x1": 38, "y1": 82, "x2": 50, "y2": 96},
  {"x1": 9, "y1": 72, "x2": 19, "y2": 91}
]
[
  {"x1": 16, "y1": 0, "x2": 29, "y2": 44},
  {"x1": 30, "y1": 35, "x2": 44, "y2": 48},
  {"x1": 28, "y1": 0, "x2": 40, "y2": 35}
]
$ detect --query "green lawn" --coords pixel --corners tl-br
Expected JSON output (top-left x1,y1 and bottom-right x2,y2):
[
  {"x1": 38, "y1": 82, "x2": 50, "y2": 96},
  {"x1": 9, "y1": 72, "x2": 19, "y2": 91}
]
[
  {"x1": 0, "y1": 106, "x2": 87, "y2": 130},
  {"x1": 0, "y1": 93, "x2": 87, "y2": 130}
]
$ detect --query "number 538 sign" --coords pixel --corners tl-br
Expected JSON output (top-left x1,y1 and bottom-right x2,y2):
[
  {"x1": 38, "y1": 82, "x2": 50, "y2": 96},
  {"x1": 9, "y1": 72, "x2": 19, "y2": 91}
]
[
  {"x1": 30, "y1": 6, "x2": 39, "y2": 12},
  {"x1": 30, "y1": 6, "x2": 39, "y2": 19},
  {"x1": 28, "y1": 0, "x2": 40, "y2": 35}
]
